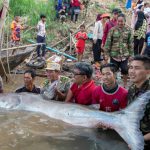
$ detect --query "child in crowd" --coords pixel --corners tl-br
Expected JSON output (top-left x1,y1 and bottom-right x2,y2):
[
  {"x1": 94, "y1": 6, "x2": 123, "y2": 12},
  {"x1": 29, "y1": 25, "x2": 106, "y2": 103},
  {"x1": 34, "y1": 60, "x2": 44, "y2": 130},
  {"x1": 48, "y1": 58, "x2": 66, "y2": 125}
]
[
  {"x1": 59, "y1": 6, "x2": 67, "y2": 23},
  {"x1": 75, "y1": 24, "x2": 88, "y2": 62},
  {"x1": 10, "y1": 16, "x2": 26, "y2": 46}
]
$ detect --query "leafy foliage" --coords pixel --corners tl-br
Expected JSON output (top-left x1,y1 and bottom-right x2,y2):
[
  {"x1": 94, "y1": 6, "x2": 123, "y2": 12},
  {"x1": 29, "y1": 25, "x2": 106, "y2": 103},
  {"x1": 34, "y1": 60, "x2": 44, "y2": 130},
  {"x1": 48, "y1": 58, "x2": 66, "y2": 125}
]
[{"x1": 9, "y1": 0, "x2": 55, "y2": 26}]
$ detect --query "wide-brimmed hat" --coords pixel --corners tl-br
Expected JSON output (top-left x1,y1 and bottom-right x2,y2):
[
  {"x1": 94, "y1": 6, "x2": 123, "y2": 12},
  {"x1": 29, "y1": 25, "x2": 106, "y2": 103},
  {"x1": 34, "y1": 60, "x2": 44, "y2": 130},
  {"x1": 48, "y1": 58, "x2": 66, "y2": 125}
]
[
  {"x1": 46, "y1": 62, "x2": 61, "y2": 71},
  {"x1": 101, "y1": 13, "x2": 110, "y2": 18}
]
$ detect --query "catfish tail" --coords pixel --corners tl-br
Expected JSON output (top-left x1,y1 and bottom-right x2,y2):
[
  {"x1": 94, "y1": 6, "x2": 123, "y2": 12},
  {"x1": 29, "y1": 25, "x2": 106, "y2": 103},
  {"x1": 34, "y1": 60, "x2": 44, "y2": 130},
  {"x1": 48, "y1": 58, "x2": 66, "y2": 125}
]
[{"x1": 114, "y1": 91, "x2": 150, "y2": 150}]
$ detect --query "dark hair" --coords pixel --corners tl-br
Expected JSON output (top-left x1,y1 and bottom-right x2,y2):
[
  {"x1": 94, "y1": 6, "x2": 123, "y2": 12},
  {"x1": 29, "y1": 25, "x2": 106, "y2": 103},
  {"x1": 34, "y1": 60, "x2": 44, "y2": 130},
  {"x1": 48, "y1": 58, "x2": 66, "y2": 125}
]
[
  {"x1": 96, "y1": 14, "x2": 102, "y2": 21},
  {"x1": 137, "y1": 0, "x2": 143, "y2": 5},
  {"x1": 135, "y1": 11, "x2": 146, "y2": 30},
  {"x1": 132, "y1": 55, "x2": 150, "y2": 70},
  {"x1": 118, "y1": 13, "x2": 126, "y2": 22},
  {"x1": 40, "y1": 14, "x2": 46, "y2": 19},
  {"x1": 74, "y1": 62, "x2": 93, "y2": 78},
  {"x1": 80, "y1": 24, "x2": 85, "y2": 28},
  {"x1": 112, "y1": 8, "x2": 122, "y2": 14},
  {"x1": 100, "y1": 63, "x2": 118, "y2": 73},
  {"x1": 24, "y1": 70, "x2": 36, "y2": 78}
]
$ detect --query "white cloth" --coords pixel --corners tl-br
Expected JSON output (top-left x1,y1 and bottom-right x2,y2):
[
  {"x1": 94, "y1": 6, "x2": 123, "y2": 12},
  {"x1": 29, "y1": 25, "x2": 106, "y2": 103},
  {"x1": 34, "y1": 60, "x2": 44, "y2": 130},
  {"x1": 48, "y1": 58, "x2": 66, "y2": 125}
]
[
  {"x1": 92, "y1": 20, "x2": 103, "y2": 40},
  {"x1": 37, "y1": 20, "x2": 46, "y2": 37}
]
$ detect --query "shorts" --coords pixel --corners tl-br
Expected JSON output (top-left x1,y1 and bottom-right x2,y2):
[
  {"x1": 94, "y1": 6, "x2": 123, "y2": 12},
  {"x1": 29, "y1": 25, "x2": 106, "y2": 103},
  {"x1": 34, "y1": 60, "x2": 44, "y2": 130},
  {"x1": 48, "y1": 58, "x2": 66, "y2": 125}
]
[
  {"x1": 110, "y1": 57, "x2": 128, "y2": 75},
  {"x1": 76, "y1": 47, "x2": 84, "y2": 54}
]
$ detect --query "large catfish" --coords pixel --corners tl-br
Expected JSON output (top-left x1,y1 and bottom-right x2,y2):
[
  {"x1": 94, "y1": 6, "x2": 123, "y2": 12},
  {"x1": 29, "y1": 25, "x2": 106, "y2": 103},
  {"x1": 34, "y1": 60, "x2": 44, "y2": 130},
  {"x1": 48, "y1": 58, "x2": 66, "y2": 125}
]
[{"x1": 0, "y1": 91, "x2": 149, "y2": 150}]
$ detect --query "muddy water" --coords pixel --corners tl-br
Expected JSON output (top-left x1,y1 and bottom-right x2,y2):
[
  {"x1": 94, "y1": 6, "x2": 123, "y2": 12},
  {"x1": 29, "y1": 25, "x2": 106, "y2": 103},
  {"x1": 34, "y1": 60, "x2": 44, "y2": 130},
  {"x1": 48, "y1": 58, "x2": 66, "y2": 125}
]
[{"x1": 0, "y1": 110, "x2": 128, "y2": 150}]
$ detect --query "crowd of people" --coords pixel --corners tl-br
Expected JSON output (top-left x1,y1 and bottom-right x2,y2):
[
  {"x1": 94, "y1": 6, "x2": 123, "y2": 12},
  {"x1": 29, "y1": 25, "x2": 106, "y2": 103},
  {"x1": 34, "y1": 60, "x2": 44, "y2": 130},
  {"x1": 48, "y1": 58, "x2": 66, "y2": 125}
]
[
  {"x1": 55, "y1": 0, "x2": 82, "y2": 23},
  {"x1": 1, "y1": 0, "x2": 150, "y2": 149}
]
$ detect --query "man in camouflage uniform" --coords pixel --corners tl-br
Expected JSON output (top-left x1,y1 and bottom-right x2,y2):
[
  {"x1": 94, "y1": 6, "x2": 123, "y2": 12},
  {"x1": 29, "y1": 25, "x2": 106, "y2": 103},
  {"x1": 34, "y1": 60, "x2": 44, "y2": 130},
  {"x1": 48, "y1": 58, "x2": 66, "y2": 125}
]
[
  {"x1": 128, "y1": 55, "x2": 150, "y2": 150},
  {"x1": 104, "y1": 13, "x2": 133, "y2": 87}
]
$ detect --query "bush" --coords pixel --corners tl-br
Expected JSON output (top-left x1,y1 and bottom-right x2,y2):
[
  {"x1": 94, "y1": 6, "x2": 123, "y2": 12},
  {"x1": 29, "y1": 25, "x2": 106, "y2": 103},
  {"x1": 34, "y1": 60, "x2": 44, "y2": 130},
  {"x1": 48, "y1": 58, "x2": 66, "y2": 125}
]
[{"x1": 9, "y1": 0, "x2": 56, "y2": 26}]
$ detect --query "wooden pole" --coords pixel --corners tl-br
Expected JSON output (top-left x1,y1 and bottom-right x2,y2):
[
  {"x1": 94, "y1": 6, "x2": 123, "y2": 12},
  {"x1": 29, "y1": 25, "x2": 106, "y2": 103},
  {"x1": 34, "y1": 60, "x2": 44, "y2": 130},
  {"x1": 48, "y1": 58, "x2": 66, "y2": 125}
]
[
  {"x1": 0, "y1": 0, "x2": 9, "y2": 43},
  {"x1": 1, "y1": 43, "x2": 45, "y2": 51}
]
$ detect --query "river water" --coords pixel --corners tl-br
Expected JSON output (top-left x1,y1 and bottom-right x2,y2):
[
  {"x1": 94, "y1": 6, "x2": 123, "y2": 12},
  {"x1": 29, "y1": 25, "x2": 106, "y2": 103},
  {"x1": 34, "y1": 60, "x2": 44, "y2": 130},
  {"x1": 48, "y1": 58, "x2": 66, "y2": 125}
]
[{"x1": 0, "y1": 110, "x2": 128, "y2": 150}]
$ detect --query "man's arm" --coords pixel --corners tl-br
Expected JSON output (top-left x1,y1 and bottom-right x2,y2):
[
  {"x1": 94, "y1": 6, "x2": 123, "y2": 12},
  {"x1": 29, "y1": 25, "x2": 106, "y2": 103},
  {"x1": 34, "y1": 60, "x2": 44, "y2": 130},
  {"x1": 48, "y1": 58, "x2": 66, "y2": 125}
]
[
  {"x1": 144, "y1": 133, "x2": 150, "y2": 141},
  {"x1": 65, "y1": 89, "x2": 73, "y2": 102},
  {"x1": 128, "y1": 31, "x2": 134, "y2": 57},
  {"x1": 93, "y1": 22, "x2": 98, "y2": 44},
  {"x1": 141, "y1": 42, "x2": 146, "y2": 55}
]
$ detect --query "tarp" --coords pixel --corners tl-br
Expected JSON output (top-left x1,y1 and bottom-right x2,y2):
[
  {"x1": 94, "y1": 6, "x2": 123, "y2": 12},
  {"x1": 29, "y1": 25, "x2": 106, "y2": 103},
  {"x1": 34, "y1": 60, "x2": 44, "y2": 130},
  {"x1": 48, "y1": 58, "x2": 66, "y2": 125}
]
[{"x1": 125, "y1": 0, "x2": 132, "y2": 9}]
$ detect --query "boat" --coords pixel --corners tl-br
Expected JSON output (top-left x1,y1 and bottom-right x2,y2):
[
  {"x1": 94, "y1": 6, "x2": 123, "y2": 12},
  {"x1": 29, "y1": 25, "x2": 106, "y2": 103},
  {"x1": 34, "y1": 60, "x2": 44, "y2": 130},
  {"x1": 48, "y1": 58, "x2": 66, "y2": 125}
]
[{"x1": 0, "y1": 47, "x2": 34, "y2": 76}]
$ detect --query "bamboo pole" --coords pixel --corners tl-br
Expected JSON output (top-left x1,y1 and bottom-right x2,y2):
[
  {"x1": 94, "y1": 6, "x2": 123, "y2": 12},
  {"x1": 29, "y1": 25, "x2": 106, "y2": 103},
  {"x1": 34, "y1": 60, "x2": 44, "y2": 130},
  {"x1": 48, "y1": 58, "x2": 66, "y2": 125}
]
[
  {"x1": 0, "y1": 0, "x2": 9, "y2": 42},
  {"x1": 1, "y1": 43, "x2": 45, "y2": 51}
]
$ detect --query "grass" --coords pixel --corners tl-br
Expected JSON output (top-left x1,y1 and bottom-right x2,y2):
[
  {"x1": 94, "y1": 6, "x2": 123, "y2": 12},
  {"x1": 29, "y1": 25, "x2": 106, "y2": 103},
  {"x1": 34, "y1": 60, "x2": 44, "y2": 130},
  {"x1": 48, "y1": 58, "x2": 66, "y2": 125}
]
[{"x1": 9, "y1": 0, "x2": 56, "y2": 26}]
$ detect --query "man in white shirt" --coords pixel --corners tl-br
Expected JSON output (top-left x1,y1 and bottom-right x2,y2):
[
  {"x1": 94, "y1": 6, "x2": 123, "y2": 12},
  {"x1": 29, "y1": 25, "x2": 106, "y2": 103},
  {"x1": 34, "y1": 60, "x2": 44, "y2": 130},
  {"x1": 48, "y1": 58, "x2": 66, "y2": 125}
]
[
  {"x1": 92, "y1": 14, "x2": 103, "y2": 67},
  {"x1": 36, "y1": 14, "x2": 46, "y2": 60}
]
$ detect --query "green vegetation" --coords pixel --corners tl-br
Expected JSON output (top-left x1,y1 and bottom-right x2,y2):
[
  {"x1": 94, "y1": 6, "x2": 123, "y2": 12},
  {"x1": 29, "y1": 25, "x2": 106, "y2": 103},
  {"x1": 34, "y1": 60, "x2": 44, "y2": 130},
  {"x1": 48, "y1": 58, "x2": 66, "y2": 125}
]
[
  {"x1": 6, "y1": 0, "x2": 70, "y2": 44},
  {"x1": 9, "y1": 0, "x2": 55, "y2": 25}
]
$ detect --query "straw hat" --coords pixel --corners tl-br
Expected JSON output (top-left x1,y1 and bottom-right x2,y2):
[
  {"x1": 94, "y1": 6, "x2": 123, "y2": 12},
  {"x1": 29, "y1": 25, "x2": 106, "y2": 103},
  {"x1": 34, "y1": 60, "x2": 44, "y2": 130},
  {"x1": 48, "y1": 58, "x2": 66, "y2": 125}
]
[{"x1": 46, "y1": 62, "x2": 61, "y2": 71}]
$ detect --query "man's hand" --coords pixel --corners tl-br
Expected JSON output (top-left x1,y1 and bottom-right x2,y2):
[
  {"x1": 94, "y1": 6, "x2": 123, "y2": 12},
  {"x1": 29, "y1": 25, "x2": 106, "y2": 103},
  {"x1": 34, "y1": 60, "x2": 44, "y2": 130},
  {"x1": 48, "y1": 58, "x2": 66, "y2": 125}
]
[
  {"x1": 93, "y1": 39, "x2": 97, "y2": 44},
  {"x1": 55, "y1": 88, "x2": 65, "y2": 100}
]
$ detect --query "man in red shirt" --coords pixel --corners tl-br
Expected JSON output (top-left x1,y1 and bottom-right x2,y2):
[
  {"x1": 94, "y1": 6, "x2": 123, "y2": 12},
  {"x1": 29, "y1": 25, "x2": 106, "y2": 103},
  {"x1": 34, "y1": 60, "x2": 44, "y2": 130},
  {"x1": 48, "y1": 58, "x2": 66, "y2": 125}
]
[
  {"x1": 92, "y1": 63, "x2": 127, "y2": 112},
  {"x1": 65, "y1": 62, "x2": 96, "y2": 105},
  {"x1": 102, "y1": 8, "x2": 121, "y2": 47}
]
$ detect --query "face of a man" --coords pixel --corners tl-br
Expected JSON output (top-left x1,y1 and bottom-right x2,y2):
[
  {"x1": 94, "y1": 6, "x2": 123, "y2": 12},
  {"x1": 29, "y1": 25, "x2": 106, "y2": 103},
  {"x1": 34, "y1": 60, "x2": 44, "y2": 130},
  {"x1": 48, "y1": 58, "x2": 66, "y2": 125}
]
[
  {"x1": 101, "y1": 67, "x2": 116, "y2": 87},
  {"x1": 24, "y1": 73, "x2": 34, "y2": 87},
  {"x1": 46, "y1": 70, "x2": 59, "y2": 81},
  {"x1": 129, "y1": 60, "x2": 149, "y2": 84},
  {"x1": 42, "y1": 17, "x2": 46, "y2": 22},
  {"x1": 73, "y1": 69, "x2": 86, "y2": 85},
  {"x1": 117, "y1": 16, "x2": 125, "y2": 28},
  {"x1": 113, "y1": 12, "x2": 118, "y2": 20}
]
